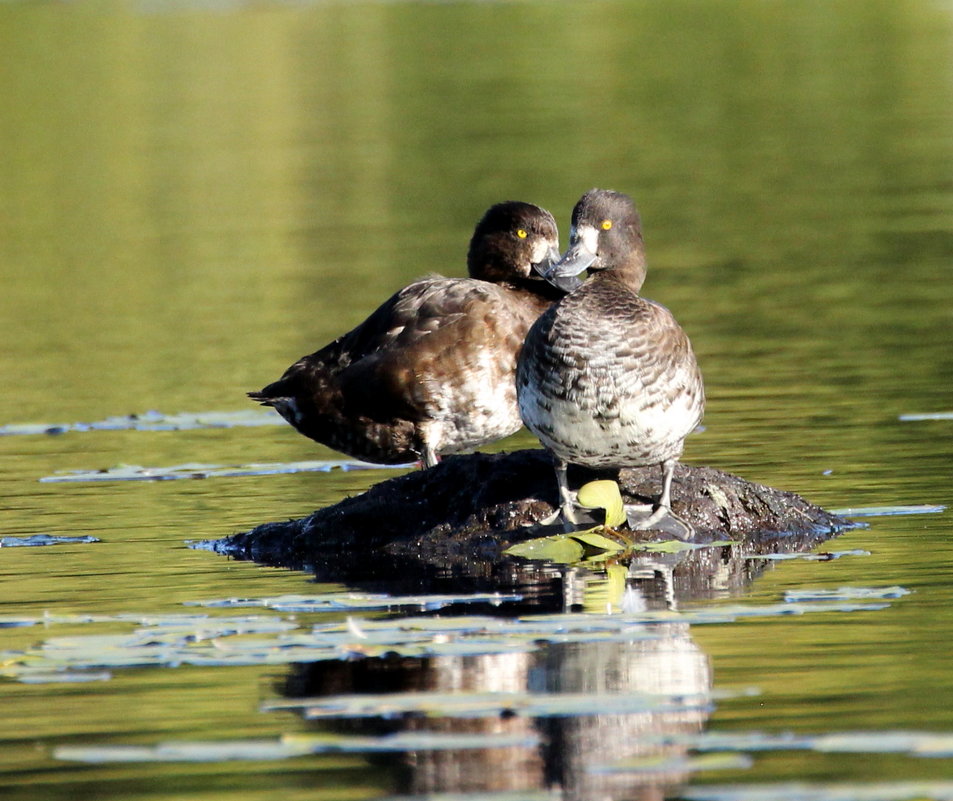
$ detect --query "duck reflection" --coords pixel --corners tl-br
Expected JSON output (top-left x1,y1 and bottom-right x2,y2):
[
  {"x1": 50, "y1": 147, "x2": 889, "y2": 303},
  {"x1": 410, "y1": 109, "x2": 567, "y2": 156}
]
[{"x1": 279, "y1": 566, "x2": 712, "y2": 800}]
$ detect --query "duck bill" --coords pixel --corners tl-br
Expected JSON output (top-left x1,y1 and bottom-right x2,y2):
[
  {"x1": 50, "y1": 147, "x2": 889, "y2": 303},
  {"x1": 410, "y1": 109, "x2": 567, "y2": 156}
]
[
  {"x1": 542, "y1": 241, "x2": 596, "y2": 292},
  {"x1": 531, "y1": 245, "x2": 562, "y2": 278}
]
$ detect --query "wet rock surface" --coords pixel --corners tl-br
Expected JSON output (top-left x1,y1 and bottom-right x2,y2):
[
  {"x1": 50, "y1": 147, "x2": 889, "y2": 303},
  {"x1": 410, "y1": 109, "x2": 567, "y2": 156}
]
[{"x1": 214, "y1": 449, "x2": 853, "y2": 576}]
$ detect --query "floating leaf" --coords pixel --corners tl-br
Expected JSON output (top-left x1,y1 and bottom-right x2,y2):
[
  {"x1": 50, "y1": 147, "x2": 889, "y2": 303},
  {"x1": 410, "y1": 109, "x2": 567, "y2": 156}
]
[
  {"x1": 55, "y1": 739, "x2": 314, "y2": 763},
  {"x1": 1, "y1": 601, "x2": 903, "y2": 683},
  {"x1": 0, "y1": 617, "x2": 36, "y2": 628},
  {"x1": 634, "y1": 539, "x2": 738, "y2": 554},
  {"x1": 746, "y1": 549, "x2": 870, "y2": 562},
  {"x1": 282, "y1": 730, "x2": 541, "y2": 752},
  {"x1": 504, "y1": 535, "x2": 585, "y2": 563},
  {"x1": 0, "y1": 409, "x2": 286, "y2": 437},
  {"x1": 377, "y1": 791, "x2": 558, "y2": 801},
  {"x1": 40, "y1": 459, "x2": 406, "y2": 483},
  {"x1": 683, "y1": 780, "x2": 953, "y2": 801},
  {"x1": 18, "y1": 671, "x2": 112, "y2": 684},
  {"x1": 577, "y1": 480, "x2": 627, "y2": 527},
  {"x1": 0, "y1": 534, "x2": 99, "y2": 547},
  {"x1": 54, "y1": 730, "x2": 541, "y2": 764},
  {"x1": 183, "y1": 591, "x2": 521, "y2": 613},
  {"x1": 784, "y1": 587, "x2": 910, "y2": 603},
  {"x1": 592, "y1": 751, "x2": 753, "y2": 775},
  {"x1": 571, "y1": 530, "x2": 628, "y2": 554},
  {"x1": 828, "y1": 505, "x2": 945, "y2": 517},
  {"x1": 264, "y1": 690, "x2": 711, "y2": 721},
  {"x1": 655, "y1": 729, "x2": 953, "y2": 758}
]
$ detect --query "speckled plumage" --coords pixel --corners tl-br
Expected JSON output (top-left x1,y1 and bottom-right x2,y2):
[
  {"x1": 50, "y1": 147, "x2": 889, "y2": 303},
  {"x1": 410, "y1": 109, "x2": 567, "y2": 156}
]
[
  {"x1": 249, "y1": 201, "x2": 563, "y2": 466},
  {"x1": 517, "y1": 189, "x2": 704, "y2": 525}
]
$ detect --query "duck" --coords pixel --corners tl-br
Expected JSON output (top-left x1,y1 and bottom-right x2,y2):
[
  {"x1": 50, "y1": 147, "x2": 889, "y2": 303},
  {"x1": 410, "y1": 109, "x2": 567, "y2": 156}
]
[
  {"x1": 516, "y1": 189, "x2": 705, "y2": 535},
  {"x1": 249, "y1": 201, "x2": 564, "y2": 467}
]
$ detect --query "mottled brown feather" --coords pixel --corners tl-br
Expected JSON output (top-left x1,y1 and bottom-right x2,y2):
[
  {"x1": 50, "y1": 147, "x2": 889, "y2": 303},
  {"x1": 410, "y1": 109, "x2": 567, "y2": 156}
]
[{"x1": 250, "y1": 201, "x2": 563, "y2": 465}]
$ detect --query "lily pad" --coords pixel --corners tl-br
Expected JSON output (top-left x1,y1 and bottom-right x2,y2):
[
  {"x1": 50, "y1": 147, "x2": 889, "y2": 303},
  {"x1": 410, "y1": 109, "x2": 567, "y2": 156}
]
[
  {"x1": 591, "y1": 751, "x2": 753, "y2": 775},
  {"x1": 746, "y1": 549, "x2": 871, "y2": 562},
  {"x1": 183, "y1": 591, "x2": 521, "y2": 613},
  {"x1": 570, "y1": 530, "x2": 628, "y2": 554},
  {"x1": 656, "y1": 729, "x2": 953, "y2": 758},
  {"x1": 377, "y1": 794, "x2": 558, "y2": 801},
  {"x1": 41, "y1": 459, "x2": 406, "y2": 483},
  {"x1": 0, "y1": 409, "x2": 285, "y2": 437},
  {"x1": 0, "y1": 534, "x2": 100, "y2": 547},
  {"x1": 263, "y1": 689, "x2": 712, "y2": 720},
  {"x1": 54, "y1": 730, "x2": 541, "y2": 764},
  {"x1": 783, "y1": 587, "x2": 910, "y2": 603},
  {"x1": 0, "y1": 600, "x2": 903, "y2": 683},
  {"x1": 0, "y1": 617, "x2": 37, "y2": 628},
  {"x1": 18, "y1": 671, "x2": 112, "y2": 684},
  {"x1": 899, "y1": 412, "x2": 953, "y2": 421},
  {"x1": 828, "y1": 505, "x2": 946, "y2": 517},
  {"x1": 504, "y1": 535, "x2": 586, "y2": 563},
  {"x1": 683, "y1": 781, "x2": 953, "y2": 801},
  {"x1": 633, "y1": 539, "x2": 739, "y2": 554},
  {"x1": 377, "y1": 793, "x2": 558, "y2": 801}
]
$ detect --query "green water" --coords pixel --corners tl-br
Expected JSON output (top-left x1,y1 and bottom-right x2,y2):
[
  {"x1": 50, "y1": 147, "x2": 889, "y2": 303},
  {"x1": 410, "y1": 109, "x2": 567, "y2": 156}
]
[{"x1": 2, "y1": 0, "x2": 953, "y2": 798}]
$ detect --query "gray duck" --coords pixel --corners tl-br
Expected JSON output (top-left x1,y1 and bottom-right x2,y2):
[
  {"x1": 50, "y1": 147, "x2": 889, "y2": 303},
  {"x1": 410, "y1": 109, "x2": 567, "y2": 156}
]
[{"x1": 517, "y1": 189, "x2": 705, "y2": 535}]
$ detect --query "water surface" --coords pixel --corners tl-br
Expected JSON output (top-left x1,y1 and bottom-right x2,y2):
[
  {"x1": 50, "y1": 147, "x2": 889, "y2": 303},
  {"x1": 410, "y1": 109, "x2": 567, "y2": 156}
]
[{"x1": 2, "y1": 1, "x2": 953, "y2": 799}]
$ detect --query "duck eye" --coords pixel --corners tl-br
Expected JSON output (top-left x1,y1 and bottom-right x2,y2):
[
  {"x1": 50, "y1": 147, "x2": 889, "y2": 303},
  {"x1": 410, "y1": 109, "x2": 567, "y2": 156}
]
[
  {"x1": 516, "y1": 229, "x2": 528, "y2": 239},
  {"x1": 601, "y1": 219, "x2": 613, "y2": 231}
]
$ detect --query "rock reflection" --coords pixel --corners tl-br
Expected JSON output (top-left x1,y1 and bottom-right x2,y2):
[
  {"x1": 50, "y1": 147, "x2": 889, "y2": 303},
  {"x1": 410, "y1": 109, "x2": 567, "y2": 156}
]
[{"x1": 280, "y1": 568, "x2": 712, "y2": 799}]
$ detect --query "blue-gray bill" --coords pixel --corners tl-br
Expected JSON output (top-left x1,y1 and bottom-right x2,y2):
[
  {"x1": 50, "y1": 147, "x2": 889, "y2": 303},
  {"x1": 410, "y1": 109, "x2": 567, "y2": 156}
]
[{"x1": 541, "y1": 239, "x2": 596, "y2": 292}]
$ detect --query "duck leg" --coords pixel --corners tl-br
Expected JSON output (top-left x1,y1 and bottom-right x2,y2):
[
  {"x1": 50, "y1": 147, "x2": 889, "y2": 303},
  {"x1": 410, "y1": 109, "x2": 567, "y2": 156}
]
[
  {"x1": 422, "y1": 445, "x2": 439, "y2": 469},
  {"x1": 624, "y1": 458, "x2": 694, "y2": 539},
  {"x1": 555, "y1": 458, "x2": 579, "y2": 524},
  {"x1": 535, "y1": 456, "x2": 579, "y2": 527}
]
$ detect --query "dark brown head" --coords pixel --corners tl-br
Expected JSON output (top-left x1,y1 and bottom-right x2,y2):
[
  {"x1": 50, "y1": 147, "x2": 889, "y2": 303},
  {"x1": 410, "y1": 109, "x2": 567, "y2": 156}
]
[
  {"x1": 466, "y1": 201, "x2": 561, "y2": 291},
  {"x1": 545, "y1": 189, "x2": 647, "y2": 293}
]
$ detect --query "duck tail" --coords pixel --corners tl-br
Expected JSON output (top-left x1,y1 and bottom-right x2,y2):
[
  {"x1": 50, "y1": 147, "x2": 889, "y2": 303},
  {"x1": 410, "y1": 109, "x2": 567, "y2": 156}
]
[{"x1": 247, "y1": 388, "x2": 278, "y2": 407}]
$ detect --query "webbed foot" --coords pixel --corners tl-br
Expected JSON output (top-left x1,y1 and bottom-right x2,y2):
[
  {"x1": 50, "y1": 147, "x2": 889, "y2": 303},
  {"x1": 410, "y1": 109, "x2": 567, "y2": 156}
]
[{"x1": 624, "y1": 504, "x2": 695, "y2": 540}]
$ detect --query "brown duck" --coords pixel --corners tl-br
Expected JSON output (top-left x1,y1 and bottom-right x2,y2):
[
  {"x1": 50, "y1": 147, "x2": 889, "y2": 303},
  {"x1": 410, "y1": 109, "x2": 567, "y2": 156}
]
[{"x1": 250, "y1": 201, "x2": 564, "y2": 467}]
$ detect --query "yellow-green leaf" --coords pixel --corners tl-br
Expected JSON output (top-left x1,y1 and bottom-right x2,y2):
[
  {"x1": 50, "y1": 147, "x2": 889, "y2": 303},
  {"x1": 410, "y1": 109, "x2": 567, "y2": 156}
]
[
  {"x1": 504, "y1": 536, "x2": 585, "y2": 564},
  {"x1": 571, "y1": 530, "x2": 627, "y2": 554},
  {"x1": 576, "y1": 480, "x2": 626, "y2": 528}
]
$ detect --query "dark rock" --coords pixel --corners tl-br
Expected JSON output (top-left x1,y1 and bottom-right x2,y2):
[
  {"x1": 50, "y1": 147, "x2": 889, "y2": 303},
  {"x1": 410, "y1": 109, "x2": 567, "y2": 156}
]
[{"x1": 214, "y1": 449, "x2": 853, "y2": 575}]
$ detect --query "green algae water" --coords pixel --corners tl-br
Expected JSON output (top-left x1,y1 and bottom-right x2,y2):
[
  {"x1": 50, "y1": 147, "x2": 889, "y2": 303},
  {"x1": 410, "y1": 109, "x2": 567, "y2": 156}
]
[{"x1": 2, "y1": 1, "x2": 953, "y2": 799}]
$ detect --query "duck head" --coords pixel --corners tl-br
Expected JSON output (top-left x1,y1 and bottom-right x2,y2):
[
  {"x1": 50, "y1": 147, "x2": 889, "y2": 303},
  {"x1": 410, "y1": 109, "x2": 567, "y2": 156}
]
[
  {"x1": 544, "y1": 189, "x2": 648, "y2": 293},
  {"x1": 467, "y1": 201, "x2": 561, "y2": 289}
]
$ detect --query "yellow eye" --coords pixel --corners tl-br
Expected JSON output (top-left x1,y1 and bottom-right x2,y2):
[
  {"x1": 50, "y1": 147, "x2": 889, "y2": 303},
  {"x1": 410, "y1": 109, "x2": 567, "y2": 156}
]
[
  {"x1": 516, "y1": 229, "x2": 528, "y2": 239},
  {"x1": 601, "y1": 219, "x2": 613, "y2": 231}
]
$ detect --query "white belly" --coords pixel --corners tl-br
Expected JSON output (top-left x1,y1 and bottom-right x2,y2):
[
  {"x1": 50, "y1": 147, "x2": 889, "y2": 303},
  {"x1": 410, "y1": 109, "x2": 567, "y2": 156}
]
[{"x1": 519, "y1": 380, "x2": 700, "y2": 468}]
